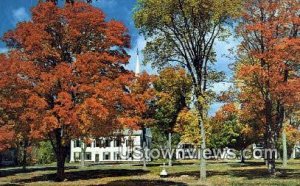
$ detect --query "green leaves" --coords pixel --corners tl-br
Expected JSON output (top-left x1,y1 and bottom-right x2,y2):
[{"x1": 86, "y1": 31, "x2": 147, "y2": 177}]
[{"x1": 154, "y1": 67, "x2": 192, "y2": 132}]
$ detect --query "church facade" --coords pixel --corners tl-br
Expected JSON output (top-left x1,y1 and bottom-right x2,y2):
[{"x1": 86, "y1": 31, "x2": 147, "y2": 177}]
[{"x1": 70, "y1": 128, "x2": 152, "y2": 162}]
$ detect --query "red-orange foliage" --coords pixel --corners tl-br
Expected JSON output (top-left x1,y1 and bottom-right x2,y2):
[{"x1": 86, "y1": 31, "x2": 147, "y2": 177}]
[
  {"x1": 1, "y1": 2, "x2": 153, "y2": 180},
  {"x1": 236, "y1": 0, "x2": 300, "y2": 173},
  {"x1": 0, "y1": 125, "x2": 14, "y2": 152},
  {"x1": 214, "y1": 103, "x2": 238, "y2": 122},
  {"x1": 0, "y1": 52, "x2": 42, "y2": 157}
]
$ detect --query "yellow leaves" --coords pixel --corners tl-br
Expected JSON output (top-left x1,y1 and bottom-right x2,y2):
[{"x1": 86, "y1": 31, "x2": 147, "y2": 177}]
[
  {"x1": 285, "y1": 125, "x2": 300, "y2": 145},
  {"x1": 174, "y1": 108, "x2": 201, "y2": 145},
  {"x1": 240, "y1": 124, "x2": 255, "y2": 138},
  {"x1": 211, "y1": 0, "x2": 243, "y2": 20},
  {"x1": 134, "y1": 0, "x2": 242, "y2": 34}
]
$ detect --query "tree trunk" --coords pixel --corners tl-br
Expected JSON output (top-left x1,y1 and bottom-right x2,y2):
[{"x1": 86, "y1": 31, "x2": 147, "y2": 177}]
[
  {"x1": 268, "y1": 158, "x2": 276, "y2": 174},
  {"x1": 195, "y1": 94, "x2": 207, "y2": 181},
  {"x1": 267, "y1": 136, "x2": 276, "y2": 174},
  {"x1": 142, "y1": 127, "x2": 147, "y2": 169},
  {"x1": 291, "y1": 145, "x2": 296, "y2": 159},
  {"x1": 168, "y1": 132, "x2": 172, "y2": 167},
  {"x1": 282, "y1": 127, "x2": 287, "y2": 168},
  {"x1": 200, "y1": 120, "x2": 206, "y2": 181},
  {"x1": 56, "y1": 151, "x2": 66, "y2": 182},
  {"x1": 240, "y1": 149, "x2": 245, "y2": 163},
  {"x1": 22, "y1": 139, "x2": 28, "y2": 171},
  {"x1": 80, "y1": 142, "x2": 86, "y2": 167},
  {"x1": 197, "y1": 111, "x2": 206, "y2": 181},
  {"x1": 52, "y1": 129, "x2": 67, "y2": 182},
  {"x1": 265, "y1": 98, "x2": 276, "y2": 174},
  {"x1": 22, "y1": 146, "x2": 27, "y2": 171},
  {"x1": 142, "y1": 141, "x2": 147, "y2": 169}
]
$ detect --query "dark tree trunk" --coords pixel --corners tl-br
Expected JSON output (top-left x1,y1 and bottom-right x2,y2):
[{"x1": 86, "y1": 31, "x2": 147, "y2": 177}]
[
  {"x1": 51, "y1": 129, "x2": 67, "y2": 182},
  {"x1": 22, "y1": 139, "x2": 28, "y2": 171},
  {"x1": 265, "y1": 98, "x2": 276, "y2": 174},
  {"x1": 267, "y1": 136, "x2": 276, "y2": 174},
  {"x1": 56, "y1": 151, "x2": 66, "y2": 181},
  {"x1": 240, "y1": 149, "x2": 245, "y2": 163},
  {"x1": 22, "y1": 148, "x2": 27, "y2": 171},
  {"x1": 142, "y1": 127, "x2": 147, "y2": 169}
]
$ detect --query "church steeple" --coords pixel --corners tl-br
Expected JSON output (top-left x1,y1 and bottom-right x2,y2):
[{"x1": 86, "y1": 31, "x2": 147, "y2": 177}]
[{"x1": 135, "y1": 49, "x2": 140, "y2": 76}]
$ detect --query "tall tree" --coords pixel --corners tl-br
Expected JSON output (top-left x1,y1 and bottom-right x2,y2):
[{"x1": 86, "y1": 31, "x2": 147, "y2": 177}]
[
  {"x1": 236, "y1": 0, "x2": 300, "y2": 173},
  {"x1": 134, "y1": 0, "x2": 241, "y2": 180},
  {"x1": 2, "y1": 2, "x2": 150, "y2": 181},
  {"x1": 154, "y1": 67, "x2": 192, "y2": 166}
]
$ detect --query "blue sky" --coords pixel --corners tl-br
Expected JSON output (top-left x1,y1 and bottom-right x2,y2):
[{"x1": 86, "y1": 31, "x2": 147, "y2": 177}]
[{"x1": 0, "y1": 0, "x2": 238, "y2": 115}]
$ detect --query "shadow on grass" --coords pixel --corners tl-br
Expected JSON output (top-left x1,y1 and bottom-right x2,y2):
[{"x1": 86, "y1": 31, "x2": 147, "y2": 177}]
[
  {"x1": 133, "y1": 162, "x2": 196, "y2": 167},
  {"x1": 95, "y1": 179, "x2": 188, "y2": 186},
  {"x1": 0, "y1": 166, "x2": 78, "y2": 178},
  {"x1": 168, "y1": 170, "x2": 228, "y2": 178},
  {"x1": 228, "y1": 161, "x2": 266, "y2": 167},
  {"x1": 206, "y1": 161, "x2": 232, "y2": 164},
  {"x1": 229, "y1": 168, "x2": 300, "y2": 179},
  {"x1": 168, "y1": 164, "x2": 300, "y2": 180},
  {"x1": 13, "y1": 169, "x2": 149, "y2": 183}
]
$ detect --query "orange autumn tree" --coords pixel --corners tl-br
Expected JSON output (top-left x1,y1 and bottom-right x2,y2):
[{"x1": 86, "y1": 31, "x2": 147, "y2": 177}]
[
  {"x1": 236, "y1": 0, "x2": 300, "y2": 173},
  {"x1": 2, "y1": 2, "x2": 151, "y2": 181},
  {"x1": 0, "y1": 53, "x2": 43, "y2": 169}
]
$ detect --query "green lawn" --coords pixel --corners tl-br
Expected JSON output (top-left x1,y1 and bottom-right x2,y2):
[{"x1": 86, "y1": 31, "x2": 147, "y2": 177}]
[{"x1": 0, "y1": 159, "x2": 299, "y2": 185}]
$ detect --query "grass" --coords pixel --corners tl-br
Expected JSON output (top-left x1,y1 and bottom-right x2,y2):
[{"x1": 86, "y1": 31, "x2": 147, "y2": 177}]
[{"x1": 0, "y1": 159, "x2": 299, "y2": 185}]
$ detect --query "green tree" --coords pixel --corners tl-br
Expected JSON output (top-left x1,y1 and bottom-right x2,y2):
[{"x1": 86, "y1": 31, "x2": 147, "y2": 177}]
[
  {"x1": 134, "y1": 0, "x2": 241, "y2": 180},
  {"x1": 154, "y1": 67, "x2": 192, "y2": 166},
  {"x1": 210, "y1": 102, "x2": 258, "y2": 162},
  {"x1": 36, "y1": 141, "x2": 56, "y2": 165}
]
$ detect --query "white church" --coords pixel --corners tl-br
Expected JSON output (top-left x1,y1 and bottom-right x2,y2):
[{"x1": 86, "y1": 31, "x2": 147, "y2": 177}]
[{"x1": 70, "y1": 50, "x2": 152, "y2": 163}]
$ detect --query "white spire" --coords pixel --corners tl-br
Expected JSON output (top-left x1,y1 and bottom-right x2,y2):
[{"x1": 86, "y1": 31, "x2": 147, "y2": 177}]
[{"x1": 135, "y1": 48, "x2": 140, "y2": 76}]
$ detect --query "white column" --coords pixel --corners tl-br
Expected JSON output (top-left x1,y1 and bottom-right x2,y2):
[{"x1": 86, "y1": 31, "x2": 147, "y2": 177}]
[{"x1": 70, "y1": 140, "x2": 74, "y2": 162}]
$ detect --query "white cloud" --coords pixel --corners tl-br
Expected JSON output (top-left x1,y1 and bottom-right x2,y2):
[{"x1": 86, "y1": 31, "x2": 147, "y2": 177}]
[
  {"x1": 12, "y1": 7, "x2": 30, "y2": 24},
  {"x1": 211, "y1": 82, "x2": 233, "y2": 94}
]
